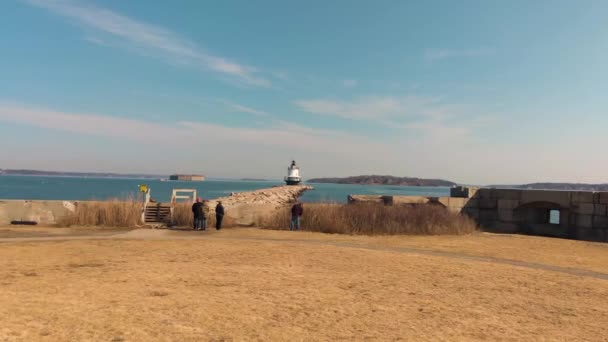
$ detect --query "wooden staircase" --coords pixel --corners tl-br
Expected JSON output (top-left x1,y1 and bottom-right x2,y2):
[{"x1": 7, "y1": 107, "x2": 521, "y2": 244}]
[{"x1": 144, "y1": 203, "x2": 172, "y2": 227}]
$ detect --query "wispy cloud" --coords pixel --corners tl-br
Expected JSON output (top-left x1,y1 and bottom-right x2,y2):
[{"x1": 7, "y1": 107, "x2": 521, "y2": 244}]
[
  {"x1": 294, "y1": 96, "x2": 439, "y2": 121},
  {"x1": 225, "y1": 102, "x2": 271, "y2": 117},
  {"x1": 423, "y1": 48, "x2": 493, "y2": 62},
  {"x1": 0, "y1": 101, "x2": 383, "y2": 156},
  {"x1": 25, "y1": 0, "x2": 271, "y2": 87},
  {"x1": 294, "y1": 94, "x2": 492, "y2": 143}
]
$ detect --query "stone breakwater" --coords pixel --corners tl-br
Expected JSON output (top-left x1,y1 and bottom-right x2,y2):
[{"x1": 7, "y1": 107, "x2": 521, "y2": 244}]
[
  {"x1": 203, "y1": 185, "x2": 314, "y2": 226},
  {"x1": 208, "y1": 185, "x2": 313, "y2": 208}
]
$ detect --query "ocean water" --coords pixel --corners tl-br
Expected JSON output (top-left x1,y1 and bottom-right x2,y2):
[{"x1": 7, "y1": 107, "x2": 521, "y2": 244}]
[{"x1": 0, "y1": 175, "x2": 450, "y2": 203}]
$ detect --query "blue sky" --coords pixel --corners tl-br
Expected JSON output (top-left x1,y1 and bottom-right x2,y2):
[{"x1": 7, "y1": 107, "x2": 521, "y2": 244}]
[{"x1": 0, "y1": 0, "x2": 607, "y2": 184}]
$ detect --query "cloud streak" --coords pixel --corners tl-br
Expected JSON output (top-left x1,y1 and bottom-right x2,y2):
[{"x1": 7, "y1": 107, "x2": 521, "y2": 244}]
[
  {"x1": 0, "y1": 101, "x2": 384, "y2": 157},
  {"x1": 424, "y1": 48, "x2": 493, "y2": 62},
  {"x1": 294, "y1": 95, "x2": 441, "y2": 121},
  {"x1": 25, "y1": 0, "x2": 271, "y2": 87},
  {"x1": 226, "y1": 102, "x2": 271, "y2": 117}
]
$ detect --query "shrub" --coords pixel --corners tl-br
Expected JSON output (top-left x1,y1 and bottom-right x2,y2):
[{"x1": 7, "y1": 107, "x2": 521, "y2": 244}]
[
  {"x1": 58, "y1": 199, "x2": 142, "y2": 228},
  {"x1": 263, "y1": 203, "x2": 476, "y2": 235}
]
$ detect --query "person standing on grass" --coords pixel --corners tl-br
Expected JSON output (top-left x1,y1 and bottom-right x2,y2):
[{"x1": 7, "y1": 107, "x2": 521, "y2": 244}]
[
  {"x1": 191, "y1": 197, "x2": 204, "y2": 230},
  {"x1": 215, "y1": 201, "x2": 225, "y2": 230},
  {"x1": 202, "y1": 200, "x2": 210, "y2": 231},
  {"x1": 290, "y1": 202, "x2": 303, "y2": 231}
]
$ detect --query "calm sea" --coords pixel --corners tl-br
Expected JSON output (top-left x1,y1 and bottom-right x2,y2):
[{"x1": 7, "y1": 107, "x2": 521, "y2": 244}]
[{"x1": 0, "y1": 175, "x2": 450, "y2": 203}]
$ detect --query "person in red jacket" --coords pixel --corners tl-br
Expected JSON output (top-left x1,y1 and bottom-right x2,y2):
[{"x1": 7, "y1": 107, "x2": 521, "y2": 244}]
[{"x1": 290, "y1": 202, "x2": 303, "y2": 231}]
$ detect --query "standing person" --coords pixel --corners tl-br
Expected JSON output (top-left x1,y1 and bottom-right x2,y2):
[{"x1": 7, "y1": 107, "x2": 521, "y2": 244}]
[
  {"x1": 191, "y1": 197, "x2": 204, "y2": 230},
  {"x1": 202, "y1": 200, "x2": 210, "y2": 231},
  {"x1": 215, "y1": 201, "x2": 225, "y2": 230},
  {"x1": 290, "y1": 202, "x2": 303, "y2": 231}
]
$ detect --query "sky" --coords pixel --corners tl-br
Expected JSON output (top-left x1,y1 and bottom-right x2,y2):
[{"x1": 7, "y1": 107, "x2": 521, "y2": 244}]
[{"x1": 0, "y1": 0, "x2": 607, "y2": 185}]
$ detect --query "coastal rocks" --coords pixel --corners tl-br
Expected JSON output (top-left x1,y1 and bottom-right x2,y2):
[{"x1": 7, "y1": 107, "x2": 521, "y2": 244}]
[{"x1": 205, "y1": 185, "x2": 313, "y2": 226}]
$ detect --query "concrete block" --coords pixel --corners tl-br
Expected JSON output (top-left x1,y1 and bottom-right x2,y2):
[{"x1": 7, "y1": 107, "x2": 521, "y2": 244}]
[
  {"x1": 479, "y1": 198, "x2": 497, "y2": 209},
  {"x1": 576, "y1": 214, "x2": 593, "y2": 228},
  {"x1": 571, "y1": 191, "x2": 596, "y2": 203},
  {"x1": 520, "y1": 190, "x2": 571, "y2": 208},
  {"x1": 574, "y1": 203, "x2": 595, "y2": 215},
  {"x1": 575, "y1": 227, "x2": 608, "y2": 243},
  {"x1": 392, "y1": 196, "x2": 430, "y2": 205},
  {"x1": 463, "y1": 198, "x2": 478, "y2": 209},
  {"x1": 498, "y1": 199, "x2": 520, "y2": 210},
  {"x1": 448, "y1": 197, "x2": 468, "y2": 208},
  {"x1": 479, "y1": 209, "x2": 497, "y2": 222},
  {"x1": 476, "y1": 188, "x2": 492, "y2": 199},
  {"x1": 437, "y1": 197, "x2": 450, "y2": 207},
  {"x1": 498, "y1": 209, "x2": 515, "y2": 222},
  {"x1": 593, "y1": 215, "x2": 608, "y2": 229},
  {"x1": 479, "y1": 221, "x2": 519, "y2": 234},
  {"x1": 450, "y1": 186, "x2": 467, "y2": 198},
  {"x1": 594, "y1": 204, "x2": 607, "y2": 216},
  {"x1": 462, "y1": 208, "x2": 479, "y2": 220},
  {"x1": 599, "y1": 192, "x2": 608, "y2": 204},
  {"x1": 491, "y1": 189, "x2": 522, "y2": 200}
]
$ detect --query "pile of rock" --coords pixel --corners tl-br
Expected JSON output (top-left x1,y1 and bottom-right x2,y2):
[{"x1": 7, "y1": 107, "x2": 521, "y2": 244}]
[
  {"x1": 202, "y1": 185, "x2": 313, "y2": 227},
  {"x1": 208, "y1": 185, "x2": 313, "y2": 208}
]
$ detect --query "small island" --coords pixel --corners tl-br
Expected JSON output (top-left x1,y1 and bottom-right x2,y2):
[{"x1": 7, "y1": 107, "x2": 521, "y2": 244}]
[{"x1": 307, "y1": 175, "x2": 456, "y2": 187}]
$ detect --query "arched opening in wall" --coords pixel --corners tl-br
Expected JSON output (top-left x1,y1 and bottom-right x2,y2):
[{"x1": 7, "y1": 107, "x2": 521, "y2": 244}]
[{"x1": 514, "y1": 201, "x2": 568, "y2": 237}]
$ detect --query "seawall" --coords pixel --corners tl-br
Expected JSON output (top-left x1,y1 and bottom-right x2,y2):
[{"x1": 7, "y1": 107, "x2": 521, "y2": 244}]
[{"x1": 0, "y1": 185, "x2": 313, "y2": 227}]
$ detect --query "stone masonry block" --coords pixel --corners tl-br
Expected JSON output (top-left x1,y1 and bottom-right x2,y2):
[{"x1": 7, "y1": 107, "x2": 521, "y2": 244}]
[
  {"x1": 593, "y1": 216, "x2": 608, "y2": 229},
  {"x1": 594, "y1": 204, "x2": 607, "y2": 216},
  {"x1": 498, "y1": 199, "x2": 520, "y2": 210},
  {"x1": 574, "y1": 203, "x2": 595, "y2": 215},
  {"x1": 462, "y1": 208, "x2": 479, "y2": 220},
  {"x1": 448, "y1": 197, "x2": 468, "y2": 208},
  {"x1": 576, "y1": 214, "x2": 593, "y2": 228},
  {"x1": 463, "y1": 198, "x2": 478, "y2": 209},
  {"x1": 491, "y1": 189, "x2": 522, "y2": 200},
  {"x1": 438, "y1": 197, "x2": 450, "y2": 207},
  {"x1": 520, "y1": 190, "x2": 571, "y2": 208},
  {"x1": 571, "y1": 191, "x2": 596, "y2": 203},
  {"x1": 498, "y1": 209, "x2": 515, "y2": 222},
  {"x1": 599, "y1": 192, "x2": 608, "y2": 205},
  {"x1": 479, "y1": 198, "x2": 497, "y2": 209},
  {"x1": 476, "y1": 188, "x2": 492, "y2": 199},
  {"x1": 479, "y1": 209, "x2": 497, "y2": 222}
]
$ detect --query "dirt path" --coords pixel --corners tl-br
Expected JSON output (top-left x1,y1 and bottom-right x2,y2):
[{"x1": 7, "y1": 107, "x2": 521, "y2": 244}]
[{"x1": 2, "y1": 228, "x2": 607, "y2": 281}]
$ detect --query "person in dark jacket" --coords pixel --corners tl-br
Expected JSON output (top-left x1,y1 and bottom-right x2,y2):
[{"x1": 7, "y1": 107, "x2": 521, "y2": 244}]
[
  {"x1": 191, "y1": 197, "x2": 204, "y2": 230},
  {"x1": 215, "y1": 201, "x2": 224, "y2": 230},
  {"x1": 290, "y1": 202, "x2": 303, "y2": 231}
]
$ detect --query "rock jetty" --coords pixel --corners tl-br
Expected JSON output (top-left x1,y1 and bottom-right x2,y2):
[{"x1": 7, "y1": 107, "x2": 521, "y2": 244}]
[
  {"x1": 207, "y1": 185, "x2": 313, "y2": 208},
  {"x1": 204, "y1": 185, "x2": 313, "y2": 226}
]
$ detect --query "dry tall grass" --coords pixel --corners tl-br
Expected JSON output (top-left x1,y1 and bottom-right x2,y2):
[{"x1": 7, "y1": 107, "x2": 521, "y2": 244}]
[
  {"x1": 58, "y1": 200, "x2": 142, "y2": 228},
  {"x1": 264, "y1": 203, "x2": 476, "y2": 235}
]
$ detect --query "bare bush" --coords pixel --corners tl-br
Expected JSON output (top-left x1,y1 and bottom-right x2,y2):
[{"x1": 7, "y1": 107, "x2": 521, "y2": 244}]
[
  {"x1": 263, "y1": 203, "x2": 476, "y2": 235},
  {"x1": 58, "y1": 199, "x2": 142, "y2": 228}
]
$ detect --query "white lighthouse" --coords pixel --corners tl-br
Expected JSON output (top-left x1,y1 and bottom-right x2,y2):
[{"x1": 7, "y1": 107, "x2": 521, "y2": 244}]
[{"x1": 284, "y1": 160, "x2": 302, "y2": 185}]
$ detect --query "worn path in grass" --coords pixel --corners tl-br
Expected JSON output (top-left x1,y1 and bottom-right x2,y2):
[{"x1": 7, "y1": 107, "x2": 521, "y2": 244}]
[{"x1": 1, "y1": 227, "x2": 607, "y2": 341}]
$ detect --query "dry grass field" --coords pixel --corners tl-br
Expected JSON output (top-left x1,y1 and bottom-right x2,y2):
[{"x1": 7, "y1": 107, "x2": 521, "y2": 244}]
[{"x1": 0, "y1": 227, "x2": 607, "y2": 341}]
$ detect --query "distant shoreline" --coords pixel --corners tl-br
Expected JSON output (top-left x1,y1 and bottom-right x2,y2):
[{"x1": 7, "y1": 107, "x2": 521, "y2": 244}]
[{"x1": 308, "y1": 175, "x2": 456, "y2": 187}]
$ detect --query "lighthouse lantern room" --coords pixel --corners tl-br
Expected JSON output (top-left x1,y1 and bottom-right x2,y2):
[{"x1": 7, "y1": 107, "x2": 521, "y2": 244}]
[{"x1": 284, "y1": 160, "x2": 302, "y2": 185}]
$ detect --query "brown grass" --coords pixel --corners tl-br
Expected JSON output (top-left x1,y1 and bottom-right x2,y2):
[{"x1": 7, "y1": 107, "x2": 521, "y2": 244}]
[
  {"x1": 171, "y1": 203, "x2": 218, "y2": 227},
  {"x1": 1, "y1": 230, "x2": 607, "y2": 341},
  {"x1": 264, "y1": 203, "x2": 476, "y2": 235},
  {"x1": 57, "y1": 199, "x2": 142, "y2": 228}
]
